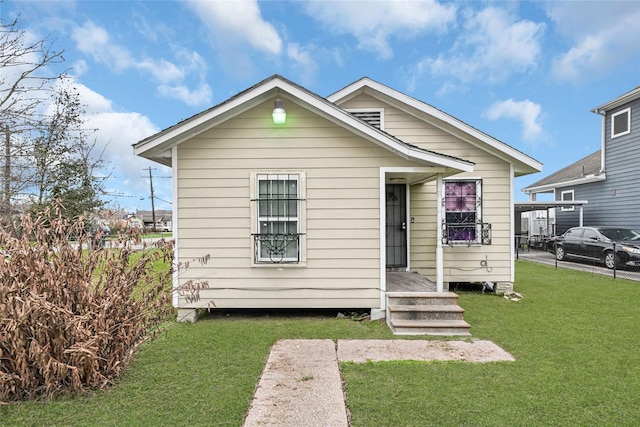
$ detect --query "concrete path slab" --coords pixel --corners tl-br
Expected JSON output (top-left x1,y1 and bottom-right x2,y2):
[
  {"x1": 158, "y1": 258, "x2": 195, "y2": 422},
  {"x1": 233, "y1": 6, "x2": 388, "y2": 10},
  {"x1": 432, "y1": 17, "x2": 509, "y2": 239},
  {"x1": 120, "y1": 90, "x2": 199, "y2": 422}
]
[
  {"x1": 244, "y1": 338, "x2": 515, "y2": 426},
  {"x1": 243, "y1": 339, "x2": 348, "y2": 427},
  {"x1": 337, "y1": 339, "x2": 515, "y2": 363}
]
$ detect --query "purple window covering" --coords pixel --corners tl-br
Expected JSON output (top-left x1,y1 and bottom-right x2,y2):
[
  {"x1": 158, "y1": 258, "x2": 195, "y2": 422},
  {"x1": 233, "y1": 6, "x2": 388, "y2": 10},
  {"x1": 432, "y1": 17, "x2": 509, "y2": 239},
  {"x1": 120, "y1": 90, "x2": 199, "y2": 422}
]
[
  {"x1": 445, "y1": 181, "x2": 478, "y2": 241},
  {"x1": 445, "y1": 181, "x2": 477, "y2": 212}
]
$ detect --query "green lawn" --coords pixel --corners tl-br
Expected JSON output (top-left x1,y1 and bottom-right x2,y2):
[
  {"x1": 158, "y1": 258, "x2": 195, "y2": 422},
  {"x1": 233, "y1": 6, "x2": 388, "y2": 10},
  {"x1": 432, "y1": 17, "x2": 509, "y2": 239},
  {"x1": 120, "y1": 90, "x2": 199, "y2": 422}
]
[{"x1": 2, "y1": 260, "x2": 640, "y2": 426}]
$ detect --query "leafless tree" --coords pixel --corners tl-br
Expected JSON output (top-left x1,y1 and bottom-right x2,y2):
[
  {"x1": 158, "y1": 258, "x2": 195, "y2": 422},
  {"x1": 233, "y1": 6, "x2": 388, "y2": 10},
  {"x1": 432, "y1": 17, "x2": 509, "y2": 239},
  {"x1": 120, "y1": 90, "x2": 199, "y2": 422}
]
[{"x1": 1, "y1": 17, "x2": 106, "y2": 223}]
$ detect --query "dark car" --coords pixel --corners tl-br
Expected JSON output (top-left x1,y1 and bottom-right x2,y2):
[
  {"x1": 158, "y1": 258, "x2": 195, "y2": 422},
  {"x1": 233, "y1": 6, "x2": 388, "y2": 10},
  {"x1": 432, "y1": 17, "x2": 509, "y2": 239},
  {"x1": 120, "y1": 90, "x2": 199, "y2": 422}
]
[{"x1": 554, "y1": 226, "x2": 640, "y2": 269}]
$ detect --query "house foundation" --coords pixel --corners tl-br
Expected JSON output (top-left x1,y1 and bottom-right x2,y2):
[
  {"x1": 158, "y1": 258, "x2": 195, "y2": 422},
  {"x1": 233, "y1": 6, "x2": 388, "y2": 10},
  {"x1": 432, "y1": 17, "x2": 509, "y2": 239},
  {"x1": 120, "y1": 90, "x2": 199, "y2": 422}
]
[
  {"x1": 177, "y1": 308, "x2": 197, "y2": 323},
  {"x1": 494, "y1": 282, "x2": 514, "y2": 295}
]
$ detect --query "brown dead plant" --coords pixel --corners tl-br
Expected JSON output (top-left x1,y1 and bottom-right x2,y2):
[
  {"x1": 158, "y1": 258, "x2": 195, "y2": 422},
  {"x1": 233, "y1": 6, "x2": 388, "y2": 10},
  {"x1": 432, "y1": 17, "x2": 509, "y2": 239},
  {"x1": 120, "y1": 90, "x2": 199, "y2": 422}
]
[{"x1": 0, "y1": 204, "x2": 175, "y2": 403}]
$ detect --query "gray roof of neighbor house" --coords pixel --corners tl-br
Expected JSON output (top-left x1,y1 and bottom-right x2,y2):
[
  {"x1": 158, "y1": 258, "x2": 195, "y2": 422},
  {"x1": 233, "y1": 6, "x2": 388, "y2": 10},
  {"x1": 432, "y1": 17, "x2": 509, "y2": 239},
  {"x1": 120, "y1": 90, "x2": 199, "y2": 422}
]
[
  {"x1": 523, "y1": 150, "x2": 603, "y2": 193},
  {"x1": 591, "y1": 85, "x2": 640, "y2": 113}
]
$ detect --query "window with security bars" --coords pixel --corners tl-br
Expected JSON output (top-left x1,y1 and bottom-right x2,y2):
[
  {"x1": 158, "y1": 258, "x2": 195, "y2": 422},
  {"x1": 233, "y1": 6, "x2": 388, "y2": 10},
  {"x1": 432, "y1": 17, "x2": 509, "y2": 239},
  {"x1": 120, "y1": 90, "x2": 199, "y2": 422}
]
[
  {"x1": 443, "y1": 179, "x2": 489, "y2": 244},
  {"x1": 254, "y1": 174, "x2": 302, "y2": 263}
]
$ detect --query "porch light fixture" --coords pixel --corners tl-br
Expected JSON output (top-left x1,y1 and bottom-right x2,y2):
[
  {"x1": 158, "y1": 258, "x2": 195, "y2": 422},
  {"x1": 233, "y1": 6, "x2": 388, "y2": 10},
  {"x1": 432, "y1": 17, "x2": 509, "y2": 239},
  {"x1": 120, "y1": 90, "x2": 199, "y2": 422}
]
[{"x1": 272, "y1": 99, "x2": 286, "y2": 124}]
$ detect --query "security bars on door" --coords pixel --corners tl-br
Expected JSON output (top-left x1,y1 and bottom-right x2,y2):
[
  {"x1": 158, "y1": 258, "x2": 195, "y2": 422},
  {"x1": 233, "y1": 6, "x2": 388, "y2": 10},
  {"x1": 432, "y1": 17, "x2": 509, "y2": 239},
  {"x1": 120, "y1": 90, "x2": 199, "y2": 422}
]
[{"x1": 252, "y1": 174, "x2": 304, "y2": 263}]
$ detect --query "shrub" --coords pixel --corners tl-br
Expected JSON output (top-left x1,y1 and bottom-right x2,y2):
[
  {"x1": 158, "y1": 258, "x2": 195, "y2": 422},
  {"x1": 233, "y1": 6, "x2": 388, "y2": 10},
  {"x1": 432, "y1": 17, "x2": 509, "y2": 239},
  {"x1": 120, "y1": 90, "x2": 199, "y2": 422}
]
[{"x1": 0, "y1": 205, "x2": 174, "y2": 402}]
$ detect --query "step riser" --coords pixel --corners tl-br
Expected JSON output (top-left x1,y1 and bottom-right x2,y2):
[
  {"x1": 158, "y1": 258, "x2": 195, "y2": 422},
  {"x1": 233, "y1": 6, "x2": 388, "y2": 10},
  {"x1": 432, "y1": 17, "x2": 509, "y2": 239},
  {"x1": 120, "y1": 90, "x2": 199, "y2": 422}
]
[
  {"x1": 390, "y1": 311, "x2": 465, "y2": 321},
  {"x1": 388, "y1": 297, "x2": 459, "y2": 306},
  {"x1": 392, "y1": 327, "x2": 471, "y2": 336}
]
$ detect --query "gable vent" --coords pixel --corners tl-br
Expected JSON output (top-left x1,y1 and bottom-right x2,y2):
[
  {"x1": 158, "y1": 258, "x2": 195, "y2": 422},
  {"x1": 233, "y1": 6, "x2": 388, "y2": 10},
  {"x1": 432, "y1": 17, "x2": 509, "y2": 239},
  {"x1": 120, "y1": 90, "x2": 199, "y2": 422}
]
[{"x1": 349, "y1": 110, "x2": 382, "y2": 129}]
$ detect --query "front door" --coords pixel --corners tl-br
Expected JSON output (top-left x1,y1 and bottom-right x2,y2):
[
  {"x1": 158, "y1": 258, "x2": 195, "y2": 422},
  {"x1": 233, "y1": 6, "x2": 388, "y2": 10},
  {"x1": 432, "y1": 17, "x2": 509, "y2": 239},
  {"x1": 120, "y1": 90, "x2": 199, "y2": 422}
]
[{"x1": 386, "y1": 184, "x2": 407, "y2": 268}]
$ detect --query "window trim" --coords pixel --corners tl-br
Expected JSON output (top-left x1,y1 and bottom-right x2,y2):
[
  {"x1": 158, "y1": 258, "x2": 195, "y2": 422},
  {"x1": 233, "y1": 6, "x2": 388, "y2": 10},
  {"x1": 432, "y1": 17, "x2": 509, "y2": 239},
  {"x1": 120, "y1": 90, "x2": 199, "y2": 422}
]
[
  {"x1": 250, "y1": 171, "x2": 306, "y2": 266},
  {"x1": 442, "y1": 178, "x2": 485, "y2": 245},
  {"x1": 560, "y1": 189, "x2": 574, "y2": 211},
  {"x1": 611, "y1": 107, "x2": 631, "y2": 138}
]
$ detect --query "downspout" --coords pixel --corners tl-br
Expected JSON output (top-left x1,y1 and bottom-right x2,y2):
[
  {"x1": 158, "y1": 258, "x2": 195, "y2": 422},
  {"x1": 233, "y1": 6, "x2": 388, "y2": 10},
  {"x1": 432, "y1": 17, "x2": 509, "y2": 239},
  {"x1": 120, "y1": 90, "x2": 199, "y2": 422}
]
[
  {"x1": 436, "y1": 174, "x2": 444, "y2": 292},
  {"x1": 594, "y1": 109, "x2": 606, "y2": 173}
]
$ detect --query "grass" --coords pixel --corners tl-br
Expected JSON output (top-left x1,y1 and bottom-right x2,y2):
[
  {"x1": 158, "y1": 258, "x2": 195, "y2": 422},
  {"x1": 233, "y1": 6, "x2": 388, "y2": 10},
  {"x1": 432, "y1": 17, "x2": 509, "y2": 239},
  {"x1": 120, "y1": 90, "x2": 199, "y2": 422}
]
[
  {"x1": 2, "y1": 260, "x2": 640, "y2": 426},
  {"x1": 343, "y1": 260, "x2": 640, "y2": 426}
]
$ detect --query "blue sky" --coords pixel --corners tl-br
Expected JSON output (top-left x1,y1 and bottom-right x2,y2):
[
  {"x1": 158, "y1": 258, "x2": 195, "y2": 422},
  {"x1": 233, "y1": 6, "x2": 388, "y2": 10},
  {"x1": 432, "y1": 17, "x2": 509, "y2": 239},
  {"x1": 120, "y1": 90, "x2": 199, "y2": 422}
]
[{"x1": 2, "y1": 0, "x2": 639, "y2": 212}]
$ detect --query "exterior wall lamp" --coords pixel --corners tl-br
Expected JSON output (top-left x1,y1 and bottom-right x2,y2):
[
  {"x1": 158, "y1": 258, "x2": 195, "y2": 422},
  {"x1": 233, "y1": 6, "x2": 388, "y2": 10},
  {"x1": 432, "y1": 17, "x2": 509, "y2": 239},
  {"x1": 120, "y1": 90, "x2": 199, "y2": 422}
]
[{"x1": 272, "y1": 99, "x2": 286, "y2": 124}]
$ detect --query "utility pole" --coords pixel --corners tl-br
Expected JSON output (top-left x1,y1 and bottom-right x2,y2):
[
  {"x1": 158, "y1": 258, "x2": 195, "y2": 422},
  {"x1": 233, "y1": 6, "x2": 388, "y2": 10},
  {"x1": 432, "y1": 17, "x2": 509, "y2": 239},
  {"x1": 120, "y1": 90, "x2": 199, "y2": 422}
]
[{"x1": 145, "y1": 167, "x2": 157, "y2": 232}]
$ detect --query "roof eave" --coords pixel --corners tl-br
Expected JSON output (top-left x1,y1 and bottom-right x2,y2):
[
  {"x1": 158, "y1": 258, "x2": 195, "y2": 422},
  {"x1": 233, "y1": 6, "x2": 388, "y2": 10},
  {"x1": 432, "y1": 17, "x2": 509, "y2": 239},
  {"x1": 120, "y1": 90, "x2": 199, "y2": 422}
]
[
  {"x1": 591, "y1": 86, "x2": 640, "y2": 113},
  {"x1": 523, "y1": 174, "x2": 606, "y2": 194},
  {"x1": 328, "y1": 78, "x2": 542, "y2": 176},
  {"x1": 134, "y1": 75, "x2": 474, "y2": 173}
]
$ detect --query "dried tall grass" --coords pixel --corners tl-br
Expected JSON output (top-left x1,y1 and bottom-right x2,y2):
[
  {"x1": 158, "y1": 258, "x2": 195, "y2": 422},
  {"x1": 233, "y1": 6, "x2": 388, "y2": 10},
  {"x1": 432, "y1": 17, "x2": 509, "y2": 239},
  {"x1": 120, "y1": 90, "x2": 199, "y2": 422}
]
[{"x1": 0, "y1": 205, "x2": 174, "y2": 403}]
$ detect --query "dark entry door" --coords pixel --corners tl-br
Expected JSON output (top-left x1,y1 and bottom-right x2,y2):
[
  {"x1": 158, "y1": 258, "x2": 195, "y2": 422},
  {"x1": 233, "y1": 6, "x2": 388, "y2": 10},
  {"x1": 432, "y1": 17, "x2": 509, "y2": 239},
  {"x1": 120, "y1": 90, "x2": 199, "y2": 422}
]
[{"x1": 386, "y1": 184, "x2": 407, "y2": 268}]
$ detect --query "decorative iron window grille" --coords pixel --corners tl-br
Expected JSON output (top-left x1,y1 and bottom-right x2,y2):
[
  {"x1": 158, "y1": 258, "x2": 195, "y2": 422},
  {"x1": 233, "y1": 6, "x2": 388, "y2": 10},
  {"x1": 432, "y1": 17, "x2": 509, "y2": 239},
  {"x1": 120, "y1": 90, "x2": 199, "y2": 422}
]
[
  {"x1": 252, "y1": 233, "x2": 303, "y2": 263},
  {"x1": 442, "y1": 222, "x2": 492, "y2": 246},
  {"x1": 252, "y1": 174, "x2": 305, "y2": 263},
  {"x1": 442, "y1": 179, "x2": 490, "y2": 245}
]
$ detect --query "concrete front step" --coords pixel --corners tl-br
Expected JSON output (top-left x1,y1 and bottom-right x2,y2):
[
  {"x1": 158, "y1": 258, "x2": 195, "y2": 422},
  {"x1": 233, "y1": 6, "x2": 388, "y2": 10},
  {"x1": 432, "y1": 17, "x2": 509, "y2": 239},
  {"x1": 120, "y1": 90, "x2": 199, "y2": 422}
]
[
  {"x1": 387, "y1": 291, "x2": 460, "y2": 306},
  {"x1": 390, "y1": 319, "x2": 472, "y2": 336},
  {"x1": 388, "y1": 304, "x2": 465, "y2": 321},
  {"x1": 386, "y1": 291, "x2": 470, "y2": 336}
]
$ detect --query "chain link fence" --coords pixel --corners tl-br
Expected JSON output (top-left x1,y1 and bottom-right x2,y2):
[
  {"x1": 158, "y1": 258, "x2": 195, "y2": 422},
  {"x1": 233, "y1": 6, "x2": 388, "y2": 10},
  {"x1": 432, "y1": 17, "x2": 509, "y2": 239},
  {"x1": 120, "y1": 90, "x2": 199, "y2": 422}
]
[{"x1": 515, "y1": 235, "x2": 640, "y2": 282}]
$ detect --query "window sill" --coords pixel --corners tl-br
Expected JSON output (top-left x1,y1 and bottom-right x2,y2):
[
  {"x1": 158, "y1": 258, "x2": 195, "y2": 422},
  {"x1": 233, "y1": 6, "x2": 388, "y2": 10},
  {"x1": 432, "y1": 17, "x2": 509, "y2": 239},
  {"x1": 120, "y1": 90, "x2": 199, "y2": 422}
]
[
  {"x1": 446, "y1": 242, "x2": 482, "y2": 247},
  {"x1": 251, "y1": 262, "x2": 307, "y2": 268}
]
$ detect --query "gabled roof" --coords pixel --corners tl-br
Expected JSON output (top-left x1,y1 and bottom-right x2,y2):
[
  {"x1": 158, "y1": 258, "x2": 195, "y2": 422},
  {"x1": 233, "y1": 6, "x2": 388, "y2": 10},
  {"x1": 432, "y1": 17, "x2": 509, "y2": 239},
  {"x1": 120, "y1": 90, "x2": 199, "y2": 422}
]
[
  {"x1": 134, "y1": 75, "x2": 474, "y2": 173},
  {"x1": 522, "y1": 150, "x2": 604, "y2": 194},
  {"x1": 328, "y1": 77, "x2": 542, "y2": 177},
  {"x1": 591, "y1": 85, "x2": 640, "y2": 113}
]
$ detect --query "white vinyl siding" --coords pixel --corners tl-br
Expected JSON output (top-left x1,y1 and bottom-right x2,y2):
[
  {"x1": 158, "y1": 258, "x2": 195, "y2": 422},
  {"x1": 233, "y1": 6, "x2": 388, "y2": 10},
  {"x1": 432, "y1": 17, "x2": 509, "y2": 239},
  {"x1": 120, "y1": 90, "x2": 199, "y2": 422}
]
[
  {"x1": 611, "y1": 108, "x2": 631, "y2": 138},
  {"x1": 175, "y1": 99, "x2": 425, "y2": 309}
]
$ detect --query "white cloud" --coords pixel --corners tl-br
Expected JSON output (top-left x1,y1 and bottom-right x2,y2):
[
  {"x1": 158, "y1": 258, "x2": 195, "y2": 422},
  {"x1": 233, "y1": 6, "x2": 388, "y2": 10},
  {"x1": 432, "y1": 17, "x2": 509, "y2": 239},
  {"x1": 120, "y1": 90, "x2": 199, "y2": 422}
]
[
  {"x1": 548, "y1": 2, "x2": 640, "y2": 82},
  {"x1": 158, "y1": 83, "x2": 213, "y2": 107},
  {"x1": 411, "y1": 7, "x2": 544, "y2": 90},
  {"x1": 286, "y1": 43, "x2": 318, "y2": 85},
  {"x1": 185, "y1": 0, "x2": 282, "y2": 55},
  {"x1": 304, "y1": 0, "x2": 456, "y2": 60},
  {"x1": 71, "y1": 82, "x2": 170, "y2": 208},
  {"x1": 71, "y1": 20, "x2": 212, "y2": 106},
  {"x1": 72, "y1": 59, "x2": 89, "y2": 77},
  {"x1": 72, "y1": 21, "x2": 134, "y2": 72},
  {"x1": 485, "y1": 99, "x2": 543, "y2": 141}
]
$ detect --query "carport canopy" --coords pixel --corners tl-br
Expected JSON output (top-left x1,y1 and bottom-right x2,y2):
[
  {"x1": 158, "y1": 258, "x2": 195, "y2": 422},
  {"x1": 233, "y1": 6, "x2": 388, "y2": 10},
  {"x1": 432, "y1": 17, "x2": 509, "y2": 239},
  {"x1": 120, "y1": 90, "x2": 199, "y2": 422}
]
[
  {"x1": 515, "y1": 200, "x2": 588, "y2": 234},
  {"x1": 515, "y1": 200, "x2": 588, "y2": 216}
]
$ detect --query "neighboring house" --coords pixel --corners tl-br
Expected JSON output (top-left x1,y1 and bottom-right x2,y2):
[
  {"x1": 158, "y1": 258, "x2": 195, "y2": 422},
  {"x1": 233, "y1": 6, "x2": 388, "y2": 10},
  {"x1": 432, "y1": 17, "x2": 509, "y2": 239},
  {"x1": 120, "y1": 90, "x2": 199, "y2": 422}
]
[
  {"x1": 125, "y1": 215, "x2": 145, "y2": 230},
  {"x1": 134, "y1": 75, "x2": 541, "y2": 322},
  {"x1": 524, "y1": 86, "x2": 640, "y2": 234},
  {"x1": 135, "y1": 209, "x2": 173, "y2": 230}
]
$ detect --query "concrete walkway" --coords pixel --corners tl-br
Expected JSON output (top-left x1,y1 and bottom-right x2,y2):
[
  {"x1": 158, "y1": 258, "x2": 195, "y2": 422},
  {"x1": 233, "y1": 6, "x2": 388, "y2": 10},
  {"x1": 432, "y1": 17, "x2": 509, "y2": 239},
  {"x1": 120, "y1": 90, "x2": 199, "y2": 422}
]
[{"x1": 243, "y1": 339, "x2": 514, "y2": 426}]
